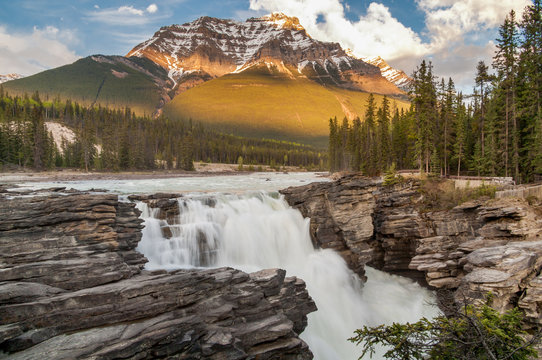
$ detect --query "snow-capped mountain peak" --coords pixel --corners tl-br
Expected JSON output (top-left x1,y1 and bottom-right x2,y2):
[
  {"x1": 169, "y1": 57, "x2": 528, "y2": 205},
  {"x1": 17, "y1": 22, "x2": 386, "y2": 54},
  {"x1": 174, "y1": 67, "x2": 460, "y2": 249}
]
[
  {"x1": 260, "y1": 12, "x2": 306, "y2": 32},
  {"x1": 126, "y1": 14, "x2": 406, "y2": 97},
  {"x1": 0, "y1": 73, "x2": 24, "y2": 84}
]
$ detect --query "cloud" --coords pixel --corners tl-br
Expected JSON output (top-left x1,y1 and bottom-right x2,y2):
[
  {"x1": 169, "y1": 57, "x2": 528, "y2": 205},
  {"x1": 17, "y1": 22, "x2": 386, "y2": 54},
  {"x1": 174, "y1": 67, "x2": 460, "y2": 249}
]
[
  {"x1": 0, "y1": 25, "x2": 80, "y2": 76},
  {"x1": 147, "y1": 4, "x2": 158, "y2": 14},
  {"x1": 418, "y1": 0, "x2": 531, "y2": 49},
  {"x1": 119, "y1": 5, "x2": 144, "y2": 16},
  {"x1": 248, "y1": 0, "x2": 532, "y2": 92},
  {"x1": 86, "y1": 4, "x2": 163, "y2": 26}
]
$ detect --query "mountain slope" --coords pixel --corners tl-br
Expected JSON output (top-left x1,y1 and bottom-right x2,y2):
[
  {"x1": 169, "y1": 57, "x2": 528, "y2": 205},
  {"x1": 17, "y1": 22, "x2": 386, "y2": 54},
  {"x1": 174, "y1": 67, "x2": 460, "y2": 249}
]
[
  {"x1": 3, "y1": 56, "x2": 169, "y2": 115},
  {"x1": 163, "y1": 64, "x2": 410, "y2": 147}
]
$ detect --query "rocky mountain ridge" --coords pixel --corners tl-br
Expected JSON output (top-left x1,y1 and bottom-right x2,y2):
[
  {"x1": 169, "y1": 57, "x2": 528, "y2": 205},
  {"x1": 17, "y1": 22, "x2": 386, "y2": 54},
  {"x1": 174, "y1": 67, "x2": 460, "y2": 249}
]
[
  {"x1": 127, "y1": 13, "x2": 405, "y2": 96},
  {"x1": 360, "y1": 55, "x2": 412, "y2": 91}
]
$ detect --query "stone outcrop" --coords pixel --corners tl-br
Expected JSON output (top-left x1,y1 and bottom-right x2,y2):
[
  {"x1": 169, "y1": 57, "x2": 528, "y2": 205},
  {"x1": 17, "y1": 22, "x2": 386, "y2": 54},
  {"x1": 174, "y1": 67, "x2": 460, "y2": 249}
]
[
  {"x1": 0, "y1": 191, "x2": 316, "y2": 359},
  {"x1": 281, "y1": 174, "x2": 542, "y2": 328}
]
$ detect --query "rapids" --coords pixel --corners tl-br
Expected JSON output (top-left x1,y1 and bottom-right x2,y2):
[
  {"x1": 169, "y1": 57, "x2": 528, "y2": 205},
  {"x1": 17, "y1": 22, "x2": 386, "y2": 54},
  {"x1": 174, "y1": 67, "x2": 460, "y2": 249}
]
[
  {"x1": 10, "y1": 173, "x2": 438, "y2": 359},
  {"x1": 136, "y1": 191, "x2": 438, "y2": 359}
]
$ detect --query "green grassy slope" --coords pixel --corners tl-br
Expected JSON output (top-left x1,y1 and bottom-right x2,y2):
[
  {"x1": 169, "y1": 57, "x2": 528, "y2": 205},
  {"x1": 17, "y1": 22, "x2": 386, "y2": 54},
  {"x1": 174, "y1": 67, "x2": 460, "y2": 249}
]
[
  {"x1": 3, "y1": 56, "x2": 166, "y2": 115},
  {"x1": 163, "y1": 65, "x2": 410, "y2": 147}
]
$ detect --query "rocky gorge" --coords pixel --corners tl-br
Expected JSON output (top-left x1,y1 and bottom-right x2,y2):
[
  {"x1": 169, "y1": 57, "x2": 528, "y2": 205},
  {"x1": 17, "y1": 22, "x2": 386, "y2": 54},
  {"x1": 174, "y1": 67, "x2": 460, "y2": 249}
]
[
  {"x1": 280, "y1": 174, "x2": 542, "y2": 330},
  {"x1": 2, "y1": 173, "x2": 542, "y2": 359},
  {"x1": 0, "y1": 189, "x2": 316, "y2": 359}
]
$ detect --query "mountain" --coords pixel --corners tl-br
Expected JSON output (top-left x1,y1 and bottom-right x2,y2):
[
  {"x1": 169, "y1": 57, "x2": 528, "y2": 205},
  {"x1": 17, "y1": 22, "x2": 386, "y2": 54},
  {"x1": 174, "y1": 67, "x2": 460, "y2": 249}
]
[
  {"x1": 127, "y1": 13, "x2": 404, "y2": 98},
  {"x1": 3, "y1": 56, "x2": 170, "y2": 116},
  {"x1": 360, "y1": 56, "x2": 412, "y2": 91},
  {"x1": 0, "y1": 73, "x2": 24, "y2": 84},
  {"x1": 4, "y1": 13, "x2": 410, "y2": 146}
]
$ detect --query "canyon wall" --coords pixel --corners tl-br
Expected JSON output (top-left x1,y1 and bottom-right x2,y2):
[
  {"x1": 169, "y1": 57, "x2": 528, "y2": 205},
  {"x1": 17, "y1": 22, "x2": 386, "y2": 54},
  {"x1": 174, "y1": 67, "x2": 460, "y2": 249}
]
[{"x1": 281, "y1": 174, "x2": 542, "y2": 328}]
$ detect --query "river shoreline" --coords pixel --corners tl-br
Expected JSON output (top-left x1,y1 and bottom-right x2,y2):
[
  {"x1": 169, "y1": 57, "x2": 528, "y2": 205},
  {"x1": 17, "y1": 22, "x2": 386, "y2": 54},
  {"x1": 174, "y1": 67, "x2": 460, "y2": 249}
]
[{"x1": 0, "y1": 163, "x2": 328, "y2": 185}]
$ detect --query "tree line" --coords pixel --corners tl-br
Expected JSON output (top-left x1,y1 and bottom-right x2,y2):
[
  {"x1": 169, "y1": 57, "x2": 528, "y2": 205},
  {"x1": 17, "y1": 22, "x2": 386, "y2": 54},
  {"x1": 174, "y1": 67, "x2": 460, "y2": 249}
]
[
  {"x1": 329, "y1": 1, "x2": 541, "y2": 183},
  {"x1": 0, "y1": 91, "x2": 327, "y2": 171}
]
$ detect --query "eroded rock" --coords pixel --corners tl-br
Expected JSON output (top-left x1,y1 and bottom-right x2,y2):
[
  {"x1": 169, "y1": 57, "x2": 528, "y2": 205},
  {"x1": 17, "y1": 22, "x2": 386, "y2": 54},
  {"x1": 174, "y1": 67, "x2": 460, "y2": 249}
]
[
  {"x1": 281, "y1": 174, "x2": 542, "y2": 330},
  {"x1": 0, "y1": 192, "x2": 316, "y2": 359}
]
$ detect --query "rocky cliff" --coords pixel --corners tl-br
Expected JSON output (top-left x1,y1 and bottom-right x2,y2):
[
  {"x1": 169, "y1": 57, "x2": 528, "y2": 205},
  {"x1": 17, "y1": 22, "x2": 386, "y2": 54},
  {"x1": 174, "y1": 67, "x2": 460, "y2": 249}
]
[
  {"x1": 281, "y1": 174, "x2": 542, "y2": 329},
  {"x1": 0, "y1": 190, "x2": 316, "y2": 359}
]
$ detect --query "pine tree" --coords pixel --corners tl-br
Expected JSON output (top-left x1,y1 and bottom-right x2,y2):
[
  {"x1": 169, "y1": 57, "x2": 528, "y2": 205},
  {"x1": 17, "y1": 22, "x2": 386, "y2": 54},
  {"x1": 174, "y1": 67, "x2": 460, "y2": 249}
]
[
  {"x1": 362, "y1": 94, "x2": 378, "y2": 176},
  {"x1": 351, "y1": 117, "x2": 362, "y2": 171},
  {"x1": 377, "y1": 96, "x2": 391, "y2": 172},
  {"x1": 328, "y1": 117, "x2": 338, "y2": 172},
  {"x1": 494, "y1": 10, "x2": 520, "y2": 181},
  {"x1": 453, "y1": 93, "x2": 468, "y2": 176},
  {"x1": 412, "y1": 60, "x2": 437, "y2": 173},
  {"x1": 518, "y1": 0, "x2": 542, "y2": 180},
  {"x1": 441, "y1": 78, "x2": 455, "y2": 176},
  {"x1": 475, "y1": 61, "x2": 490, "y2": 159}
]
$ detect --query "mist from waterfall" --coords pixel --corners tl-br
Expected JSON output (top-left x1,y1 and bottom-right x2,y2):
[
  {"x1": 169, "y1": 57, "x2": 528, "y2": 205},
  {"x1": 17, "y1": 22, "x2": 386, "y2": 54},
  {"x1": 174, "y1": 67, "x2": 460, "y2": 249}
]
[{"x1": 137, "y1": 192, "x2": 438, "y2": 360}]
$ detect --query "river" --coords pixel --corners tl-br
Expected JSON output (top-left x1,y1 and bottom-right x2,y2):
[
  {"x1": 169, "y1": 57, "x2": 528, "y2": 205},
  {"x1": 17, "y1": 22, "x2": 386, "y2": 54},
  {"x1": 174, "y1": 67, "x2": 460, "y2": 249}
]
[{"x1": 13, "y1": 172, "x2": 438, "y2": 359}]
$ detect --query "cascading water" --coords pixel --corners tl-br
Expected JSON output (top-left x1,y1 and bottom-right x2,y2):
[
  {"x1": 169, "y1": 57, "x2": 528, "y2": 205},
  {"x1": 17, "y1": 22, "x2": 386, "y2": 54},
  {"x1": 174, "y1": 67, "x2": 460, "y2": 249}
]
[{"x1": 137, "y1": 192, "x2": 438, "y2": 359}]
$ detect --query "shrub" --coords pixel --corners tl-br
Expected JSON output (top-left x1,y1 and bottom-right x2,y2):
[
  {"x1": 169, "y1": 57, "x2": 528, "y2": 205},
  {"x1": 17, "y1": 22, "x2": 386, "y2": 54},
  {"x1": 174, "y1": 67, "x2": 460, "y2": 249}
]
[{"x1": 349, "y1": 295, "x2": 539, "y2": 360}]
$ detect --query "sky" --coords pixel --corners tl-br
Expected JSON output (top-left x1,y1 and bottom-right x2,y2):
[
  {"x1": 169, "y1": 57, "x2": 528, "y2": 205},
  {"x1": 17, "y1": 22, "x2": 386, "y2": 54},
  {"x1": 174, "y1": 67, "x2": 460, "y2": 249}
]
[{"x1": 0, "y1": 0, "x2": 533, "y2": 92}]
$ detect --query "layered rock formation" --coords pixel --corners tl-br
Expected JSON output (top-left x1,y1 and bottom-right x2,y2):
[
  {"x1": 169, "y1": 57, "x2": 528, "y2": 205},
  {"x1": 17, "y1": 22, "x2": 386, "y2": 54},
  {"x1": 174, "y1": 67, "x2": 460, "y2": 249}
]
[
  {"x1": 281, "y1": 174, "x2": 542, "y2": 329},
  {"x1": 0, "y1": 191, "x2": 316, "y2": 359}
]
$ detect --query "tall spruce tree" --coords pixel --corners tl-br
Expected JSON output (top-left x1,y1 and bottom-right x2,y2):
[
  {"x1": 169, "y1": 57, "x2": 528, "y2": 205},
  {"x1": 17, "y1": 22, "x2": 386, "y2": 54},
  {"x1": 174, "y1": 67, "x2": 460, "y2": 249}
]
[
  {"x1": 412, "y1": 60, "x2": 438, "y2": 173},
  {"x1": 494, "y1": 10, "x2": 520, "y2": 181},
  {"x1": 362, "y1": 94, "x2": 378, "y2": 175},
  {"x1": 518, "y1": 0, "x2": 542, "y2": 181},
  {"x1": 376, "y1": 96, "x2": 391, "y2": 172}
]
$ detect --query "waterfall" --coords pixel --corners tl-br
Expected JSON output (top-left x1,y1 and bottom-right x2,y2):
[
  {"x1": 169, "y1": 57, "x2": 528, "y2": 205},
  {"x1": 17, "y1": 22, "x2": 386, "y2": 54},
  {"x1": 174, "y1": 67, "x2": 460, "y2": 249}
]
[{"x1": 136, "y1": 192, "x2": 438, "y2": 360}]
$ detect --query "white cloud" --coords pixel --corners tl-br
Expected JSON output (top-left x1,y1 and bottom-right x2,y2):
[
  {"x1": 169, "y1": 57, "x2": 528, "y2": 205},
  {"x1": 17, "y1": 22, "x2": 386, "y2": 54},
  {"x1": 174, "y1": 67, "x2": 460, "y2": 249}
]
[
  {"x1": 418, "y1": 0, "x2": 531, "y2": 49},
  {"x1": 248, "y1": 0, "x2": 532, "y2": 92},
  {"x1": 119, "y1": 5, "x2": 144, "y2": 16},
  {"x1": 86, "y1": 4, "x2": 162, "y2": 26},
  {"x1": 147, "y1": 4, "x2": 158, "y2": 14},
  {"x1": 0, "y1": 25, "x2": 80, "y2": 76}
]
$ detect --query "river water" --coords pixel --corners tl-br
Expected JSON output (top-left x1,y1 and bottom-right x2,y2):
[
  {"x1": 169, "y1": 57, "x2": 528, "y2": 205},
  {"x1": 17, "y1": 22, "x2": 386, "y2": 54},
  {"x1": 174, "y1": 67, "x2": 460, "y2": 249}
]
[{"x1": 13, "y1": 172, "x2": 438, "y2": 359}]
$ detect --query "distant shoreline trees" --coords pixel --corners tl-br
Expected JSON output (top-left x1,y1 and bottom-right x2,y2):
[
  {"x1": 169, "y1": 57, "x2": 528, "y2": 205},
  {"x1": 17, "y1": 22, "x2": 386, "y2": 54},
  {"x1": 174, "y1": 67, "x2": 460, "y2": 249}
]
[{"x1": 329, "y1": 1, "x2": 541, "y2": 183}]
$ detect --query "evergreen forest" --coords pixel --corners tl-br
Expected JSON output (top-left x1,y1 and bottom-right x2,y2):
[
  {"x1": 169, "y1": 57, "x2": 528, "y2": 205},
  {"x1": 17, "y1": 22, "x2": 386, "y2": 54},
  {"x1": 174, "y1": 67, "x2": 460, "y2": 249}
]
[
  {"x1": 329, "y1": 1, "x2": 541, "y2": 183},
  {"x1": 0, "y1": 90, "x2": 326, "y2": 172}
]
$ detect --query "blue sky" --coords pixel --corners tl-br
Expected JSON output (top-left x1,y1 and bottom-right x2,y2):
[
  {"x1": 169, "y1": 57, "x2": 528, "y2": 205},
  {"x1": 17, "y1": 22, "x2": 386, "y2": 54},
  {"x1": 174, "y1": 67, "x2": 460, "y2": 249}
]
[{"x1": 0, "y1": 0, "x2": 532, "y2": 91}]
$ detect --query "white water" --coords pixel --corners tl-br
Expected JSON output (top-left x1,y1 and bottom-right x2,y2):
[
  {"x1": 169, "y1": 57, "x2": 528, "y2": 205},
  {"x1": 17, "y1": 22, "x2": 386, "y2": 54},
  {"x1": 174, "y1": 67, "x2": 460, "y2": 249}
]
[
  {"x1": 11, "y1": 172, "x2": 327, "y2": 194},
  {"x1": 137, "y1": 192, "x2": 439, "y2": 360}
]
